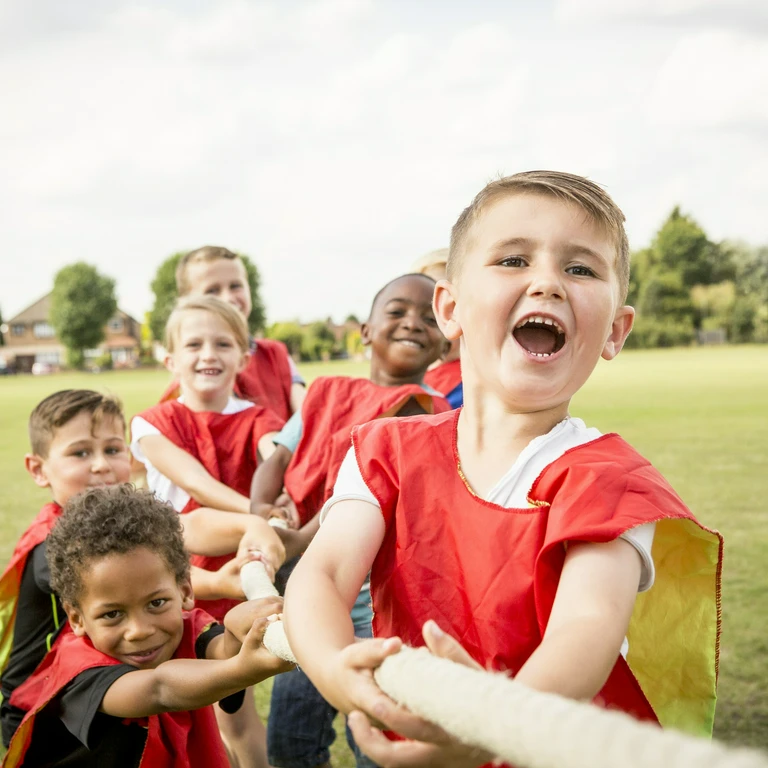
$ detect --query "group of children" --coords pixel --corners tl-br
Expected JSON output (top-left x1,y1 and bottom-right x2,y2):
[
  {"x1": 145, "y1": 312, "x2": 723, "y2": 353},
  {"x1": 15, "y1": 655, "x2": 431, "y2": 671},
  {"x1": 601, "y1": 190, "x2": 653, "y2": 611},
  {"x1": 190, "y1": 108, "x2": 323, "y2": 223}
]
[{"x1": 0, "y1": 171, "x2": 722, "y2": 768}]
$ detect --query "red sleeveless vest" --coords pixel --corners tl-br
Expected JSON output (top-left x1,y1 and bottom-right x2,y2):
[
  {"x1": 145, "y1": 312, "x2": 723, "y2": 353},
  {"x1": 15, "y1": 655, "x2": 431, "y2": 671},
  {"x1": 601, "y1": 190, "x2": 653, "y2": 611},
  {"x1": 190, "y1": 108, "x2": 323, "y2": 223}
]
[
  {"x1": 423, "y1": 359, "x2": 461, "y2": 398},
  {"x1": 353, "y1": 410, "x2": 722, "y2": 757},
  {"x1": 159, "y1": 339, "x2": 294, "y2": 421},
  {"x1": 0, "y1": 503, "x2": 63, "y2": 680},
  {"x1": 5, "y1": 609, "x2": 228, "y2": 768},
  {"x1": 138, "y1": 400, "x2": 283, "y2": 620},
  {"x1": 283, "y1": 377, "x2": 450, "y2": 527}
]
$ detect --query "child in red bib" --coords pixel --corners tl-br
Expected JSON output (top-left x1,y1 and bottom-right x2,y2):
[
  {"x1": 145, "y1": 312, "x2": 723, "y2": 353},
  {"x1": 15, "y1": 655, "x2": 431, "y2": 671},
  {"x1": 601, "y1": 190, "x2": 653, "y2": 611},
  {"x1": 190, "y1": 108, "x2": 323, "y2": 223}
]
[
  {"x1": 132, "y1": 295, "x2": 286, "y2": 768},
  {"x1": 4, "y1": 485, "x2": 290, "y2": 768},
  {"x1": 251, "y1": 273, "x2": 449, "y2": 768},
  {"x1": 158, "y1": 245, "x2": 305, "y2": 421},
  {"x1": 284, "y1": 171, "x2": 723, "y2": 768},
  {"x1": 0, "y1": 390, "x2": 132, "y2": 749}
]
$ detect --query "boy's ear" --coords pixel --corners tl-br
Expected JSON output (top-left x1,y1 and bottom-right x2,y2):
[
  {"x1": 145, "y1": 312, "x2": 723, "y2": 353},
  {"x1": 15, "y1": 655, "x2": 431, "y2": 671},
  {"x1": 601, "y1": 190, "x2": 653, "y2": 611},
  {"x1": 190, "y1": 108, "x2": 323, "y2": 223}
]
[
  {"x1": 180, "y1": 579, "x2": 195, "y2": 611},
  {"x1": 433, "y1": 279, "x2": 462, "y2": 341},
  {"x1": 602, "y1": 305, "x2": 635, "y2": 361},
  {"x1": 164, "y1": 354, "x2": 175, "y2": 374},
  {"x1": 236, "y1": 350, "x2": 249, "y2": 374},
  {"x1": 360, "y1": 322, "x2": 372, "y2": 347},
  {"x1": 25, "y1": 454, "x2": 50, "y2": 489},
  {"x1": 64, "y1": 602, "x2": 88, "y2": 637}
]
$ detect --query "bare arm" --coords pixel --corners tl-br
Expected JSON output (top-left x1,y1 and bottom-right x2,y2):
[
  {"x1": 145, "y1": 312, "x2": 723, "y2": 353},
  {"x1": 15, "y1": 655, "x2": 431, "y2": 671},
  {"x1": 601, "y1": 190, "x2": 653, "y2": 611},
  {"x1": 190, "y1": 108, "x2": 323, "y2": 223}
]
[
  {"x1": 514, "y1": 537, "x2": 642, "y2": 699},
  {"x1": 139, "y1": 434, "x2": 250, "y2": 514},
  {"x1": 250, "y1": 444, "x2": 293, "y2": 519},
  {"x1": 190, "y1": 561, "x2": 246, "y2": 601},
  {"x1": 275, "y1": 514, "x2": 321, "y2": 561},
  {"x1": 100, "y1": 618, "x2": 284, "y2": 718},
  {"x1": 290, "y1": 382, "x2": 306, "y2": 415},
  {"x1": 182, "y1": 507, "x2": 285, "y2": 570}
]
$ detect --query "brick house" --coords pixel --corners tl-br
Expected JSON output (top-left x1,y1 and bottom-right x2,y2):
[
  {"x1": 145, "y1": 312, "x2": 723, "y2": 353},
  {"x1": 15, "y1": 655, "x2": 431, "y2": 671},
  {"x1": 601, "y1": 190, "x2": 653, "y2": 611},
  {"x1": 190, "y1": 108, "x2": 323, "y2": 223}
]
[{"x1": 1, "y1": 293, "x2": 141, "y2": 372}]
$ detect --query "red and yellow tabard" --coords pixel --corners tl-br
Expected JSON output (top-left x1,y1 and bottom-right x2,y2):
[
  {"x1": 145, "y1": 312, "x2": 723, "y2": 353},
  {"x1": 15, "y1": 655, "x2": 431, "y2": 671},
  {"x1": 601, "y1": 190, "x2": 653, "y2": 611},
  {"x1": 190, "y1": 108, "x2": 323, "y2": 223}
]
[
  {"x1": 159, "y1": 339, "x2": 294, "y2": 421},
  {"x1": 5, "y1": 609, "x2": 228, "y2": 768},
  {"x1": 284, "y1": 377, "x2": 451, "y2": 527},
  {"x1": 138, "y1": 400, "x2": 284, "y2": 620},
  {"x1": 353, "y1": 409, "x2": 721, "y2": 762},
  {"x1": 0, "y1": 503, "x2": 63, "y2": 680}
]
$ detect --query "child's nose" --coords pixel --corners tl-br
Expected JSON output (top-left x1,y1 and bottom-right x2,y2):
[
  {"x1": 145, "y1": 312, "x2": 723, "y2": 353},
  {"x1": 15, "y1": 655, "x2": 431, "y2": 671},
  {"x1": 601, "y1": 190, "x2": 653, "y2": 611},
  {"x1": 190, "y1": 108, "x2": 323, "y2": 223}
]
[
  {"x1": 527, "y1": 265, "x2": 566, "y2": 300},
  {"x1": 91, "y1": 452, "x2": 110, "y2": 473},
  {"x1": 124, "y1": 616, "x2": 153, "y2": 641}
]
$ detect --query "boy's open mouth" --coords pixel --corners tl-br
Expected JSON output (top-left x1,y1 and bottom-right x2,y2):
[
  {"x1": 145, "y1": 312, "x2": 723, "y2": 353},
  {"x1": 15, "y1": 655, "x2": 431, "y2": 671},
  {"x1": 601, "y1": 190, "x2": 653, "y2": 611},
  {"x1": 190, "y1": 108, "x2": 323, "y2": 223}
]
[{"x1": 513, "y1": 316, "x2": 566, "y2": 357}]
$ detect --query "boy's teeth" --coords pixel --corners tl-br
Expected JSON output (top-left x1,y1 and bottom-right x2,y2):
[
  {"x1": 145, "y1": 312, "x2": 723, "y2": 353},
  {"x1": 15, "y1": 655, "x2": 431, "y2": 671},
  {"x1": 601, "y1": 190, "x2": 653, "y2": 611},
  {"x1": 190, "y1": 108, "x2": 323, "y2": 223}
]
[{"x1": 515, "y1": 315, "x2": 563, "y2": 333}]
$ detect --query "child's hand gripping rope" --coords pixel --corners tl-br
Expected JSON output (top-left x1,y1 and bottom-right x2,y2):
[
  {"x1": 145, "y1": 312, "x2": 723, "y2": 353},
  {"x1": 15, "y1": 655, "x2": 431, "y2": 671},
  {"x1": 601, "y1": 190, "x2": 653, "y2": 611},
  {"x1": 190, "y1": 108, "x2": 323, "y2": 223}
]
[{"x1": 239, "y1": 560, "x2": 768, "y2": 768}]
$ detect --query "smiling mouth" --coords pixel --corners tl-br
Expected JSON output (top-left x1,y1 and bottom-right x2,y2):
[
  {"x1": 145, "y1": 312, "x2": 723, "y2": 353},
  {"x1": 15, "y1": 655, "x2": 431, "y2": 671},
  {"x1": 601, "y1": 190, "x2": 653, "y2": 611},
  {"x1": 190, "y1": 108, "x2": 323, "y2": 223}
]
[
  {"x1": 513, "y1": 316, "x2": 566, "y2": 358},
  {"x1": 196, "y1": 368, "x2": 222, "y2": 375},
  {"x1": 394, "y1": 338, "x2": 424, "y2": 349},
  {"x1": 124, "y1": 645, "x2": 163, "y2": 665}
]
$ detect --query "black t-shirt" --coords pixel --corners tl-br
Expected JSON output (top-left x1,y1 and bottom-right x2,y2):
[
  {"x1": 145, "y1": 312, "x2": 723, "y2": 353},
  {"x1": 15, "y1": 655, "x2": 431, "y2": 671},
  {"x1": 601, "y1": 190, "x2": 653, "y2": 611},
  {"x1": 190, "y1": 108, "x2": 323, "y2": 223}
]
[
  {"x1": 19, "y1": 622, "x2": 244, "y2": 766},
  {"x1": 1, "y1": 542, "x2": 64, "y2": 747}
]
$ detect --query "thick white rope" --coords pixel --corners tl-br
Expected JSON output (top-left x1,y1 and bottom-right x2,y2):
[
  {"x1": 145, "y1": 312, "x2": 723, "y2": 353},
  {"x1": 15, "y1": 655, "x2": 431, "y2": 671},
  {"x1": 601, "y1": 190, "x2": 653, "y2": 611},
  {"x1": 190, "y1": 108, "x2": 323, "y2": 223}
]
[{"x1": 240, "y1": 560, "x2": 768, "y2": 768}]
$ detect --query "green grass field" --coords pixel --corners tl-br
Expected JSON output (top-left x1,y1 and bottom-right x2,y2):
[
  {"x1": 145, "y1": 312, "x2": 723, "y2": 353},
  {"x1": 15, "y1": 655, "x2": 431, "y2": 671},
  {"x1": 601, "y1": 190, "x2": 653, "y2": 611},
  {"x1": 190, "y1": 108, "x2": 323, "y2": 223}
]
[{"x1": 1, "y1": 346, "x2": 766, "y2": 759}]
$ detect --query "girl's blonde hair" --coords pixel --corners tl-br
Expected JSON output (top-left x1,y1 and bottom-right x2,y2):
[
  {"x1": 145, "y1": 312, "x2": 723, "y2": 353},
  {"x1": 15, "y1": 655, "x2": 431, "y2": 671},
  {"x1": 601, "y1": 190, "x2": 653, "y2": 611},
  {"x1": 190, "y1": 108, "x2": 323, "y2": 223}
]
[{"x1": 164, "y1": 295, "x2": 250, "y2": 354}]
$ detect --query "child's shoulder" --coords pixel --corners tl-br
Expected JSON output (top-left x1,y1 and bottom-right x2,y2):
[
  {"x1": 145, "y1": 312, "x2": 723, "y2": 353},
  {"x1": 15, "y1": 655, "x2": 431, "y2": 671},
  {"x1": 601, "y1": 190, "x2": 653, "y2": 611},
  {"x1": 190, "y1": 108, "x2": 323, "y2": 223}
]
[
  {"x1": 4, "y1": 502, "x2": 63, "y2": 574},
  {"x1": 353, "y1": 407, "x2": 457, "y2": 446}
]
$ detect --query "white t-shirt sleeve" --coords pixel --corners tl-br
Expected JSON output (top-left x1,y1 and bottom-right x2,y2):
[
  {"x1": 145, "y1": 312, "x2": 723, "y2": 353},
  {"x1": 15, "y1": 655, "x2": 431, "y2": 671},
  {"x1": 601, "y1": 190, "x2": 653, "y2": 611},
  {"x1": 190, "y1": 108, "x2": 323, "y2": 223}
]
[
  {"x1": 620, "y1": 522, "x2": 656, "y2": 593},
  {"x1": 130, "y1": 416, "x2": 160, "y2": 464},
  {"x1": 319, "y1": 447, "x2": 379, "y2": 523}
]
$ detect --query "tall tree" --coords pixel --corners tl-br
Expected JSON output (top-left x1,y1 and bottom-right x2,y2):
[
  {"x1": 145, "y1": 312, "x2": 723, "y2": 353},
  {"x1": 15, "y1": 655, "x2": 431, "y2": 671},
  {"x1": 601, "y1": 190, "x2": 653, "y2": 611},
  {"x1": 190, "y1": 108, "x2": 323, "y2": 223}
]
[
  {"x1": 149, "y1": 252, "x2": 266, "y2": 342},
  {"x1": 651, "y1": 207, "x2": 732, "y2": 288},
  {"x1": 50, "y1": 263, "x2": 117, "y2": 368}
]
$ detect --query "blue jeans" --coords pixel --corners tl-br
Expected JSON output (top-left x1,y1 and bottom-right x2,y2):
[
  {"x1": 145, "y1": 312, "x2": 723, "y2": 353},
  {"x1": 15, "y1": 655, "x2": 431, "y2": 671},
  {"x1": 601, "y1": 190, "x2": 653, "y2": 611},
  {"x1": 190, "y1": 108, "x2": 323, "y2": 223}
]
[{"x1": 268, "y1": 572, "x2": 377, "y2": 768}]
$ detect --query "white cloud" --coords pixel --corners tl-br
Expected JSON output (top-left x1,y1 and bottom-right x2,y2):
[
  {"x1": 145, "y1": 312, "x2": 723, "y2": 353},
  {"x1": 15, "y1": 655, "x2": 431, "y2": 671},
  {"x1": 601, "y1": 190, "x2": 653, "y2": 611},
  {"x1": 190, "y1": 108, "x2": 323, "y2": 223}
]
[
  {"x1": 647, "y1": 31, "x2": 768, "y2": 127},
  {"x1": 554, "y1": 0, "x2": 768, "y2": 24}
]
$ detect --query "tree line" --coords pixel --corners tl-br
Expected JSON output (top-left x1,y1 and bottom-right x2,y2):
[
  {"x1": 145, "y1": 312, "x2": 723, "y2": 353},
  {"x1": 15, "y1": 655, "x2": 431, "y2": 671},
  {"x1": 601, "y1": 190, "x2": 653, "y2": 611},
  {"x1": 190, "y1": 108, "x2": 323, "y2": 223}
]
[{"x1": 4, "y1": 208, "x2": 765, "y2": 367}]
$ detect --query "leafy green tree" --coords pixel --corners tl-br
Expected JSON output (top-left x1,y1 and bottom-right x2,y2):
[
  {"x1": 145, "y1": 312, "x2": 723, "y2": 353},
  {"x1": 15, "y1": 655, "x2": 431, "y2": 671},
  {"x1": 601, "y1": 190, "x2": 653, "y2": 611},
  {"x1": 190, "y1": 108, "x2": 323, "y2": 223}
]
[
  {"x1": 651, "y1": 207, "x2": 732, "y2": 288},
  {"x1": 267, "y1": 321, "x2": 303, "y2": 358},
  {"x1": 301, "y1": 322, "x2": 337, "y2": 361},
  {"x1": 50, "y1": 263, "x2": 117, "y2": 369},
  {"x1": 149, "y1": 251, "x2": 266, "y2": 342},
  {"x1": 637, "y1": 269, "x2": 695, "y2": 323}
]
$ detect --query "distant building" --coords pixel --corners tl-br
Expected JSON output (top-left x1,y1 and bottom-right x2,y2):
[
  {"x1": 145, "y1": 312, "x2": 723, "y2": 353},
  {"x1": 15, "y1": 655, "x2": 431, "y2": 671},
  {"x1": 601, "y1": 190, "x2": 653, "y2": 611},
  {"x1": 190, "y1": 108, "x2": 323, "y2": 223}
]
[{"x1": 1, "y1": 293, "x2": 141, "y2": 372}]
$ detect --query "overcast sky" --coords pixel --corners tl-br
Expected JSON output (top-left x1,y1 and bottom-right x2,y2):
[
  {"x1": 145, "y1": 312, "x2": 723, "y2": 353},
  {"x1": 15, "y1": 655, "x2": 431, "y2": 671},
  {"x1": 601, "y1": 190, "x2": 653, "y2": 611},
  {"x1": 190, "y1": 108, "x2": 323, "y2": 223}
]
[{"x1": 2, "y1": 0, "x2": 767, "y2": 325}]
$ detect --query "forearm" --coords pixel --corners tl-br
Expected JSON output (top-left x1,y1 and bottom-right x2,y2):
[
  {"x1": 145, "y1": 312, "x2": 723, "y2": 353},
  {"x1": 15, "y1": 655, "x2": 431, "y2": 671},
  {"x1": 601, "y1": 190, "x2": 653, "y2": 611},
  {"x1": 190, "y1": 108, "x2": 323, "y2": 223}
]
[
  {"x1": 111, "y1": 657, "x2": 257, "y2": 717},
  {"x1": 185, "y1": 469, "x2": 250, "y2": 515},
  {"x1": 284, "y1": 564, "x2": 357, "y2": 711},
  {"x1": 515, "y1": 619, "x2": 624, "y2": 700},
  {"x1": 250, "y1": 445, "x2": 292, "y2": 516},
  {"x1": 182, "y1": 508, "x2": 283, "y2": 566}
]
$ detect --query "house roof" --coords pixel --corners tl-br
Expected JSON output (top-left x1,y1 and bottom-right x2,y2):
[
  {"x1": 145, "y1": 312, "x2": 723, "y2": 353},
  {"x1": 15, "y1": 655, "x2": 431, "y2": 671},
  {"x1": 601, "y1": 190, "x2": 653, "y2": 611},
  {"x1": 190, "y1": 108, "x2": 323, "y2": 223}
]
[
  {"x1": 8, "y1": 292, "x2": 139, "y2": 327},
  {"x1": 8, "y1": 294, "x2": 52, "y2": 324}
]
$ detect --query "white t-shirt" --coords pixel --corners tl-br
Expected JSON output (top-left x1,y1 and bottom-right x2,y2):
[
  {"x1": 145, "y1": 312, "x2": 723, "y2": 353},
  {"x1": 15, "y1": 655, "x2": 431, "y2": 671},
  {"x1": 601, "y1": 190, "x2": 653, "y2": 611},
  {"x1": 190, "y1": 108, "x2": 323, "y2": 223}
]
[
  {"x1": 131, "y1": 396, "x2": 254, "y2": 512},
  {"x1": 324, "y1": 416, "x2": 656, "y2": 592}
]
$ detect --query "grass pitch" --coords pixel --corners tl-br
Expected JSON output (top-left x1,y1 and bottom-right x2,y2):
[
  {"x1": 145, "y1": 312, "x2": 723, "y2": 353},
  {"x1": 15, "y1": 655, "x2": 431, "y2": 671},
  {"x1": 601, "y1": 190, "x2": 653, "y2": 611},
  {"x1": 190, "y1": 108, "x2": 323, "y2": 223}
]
[{"x1": 1, "y1": 346, "x2": 766, "y2": 759}]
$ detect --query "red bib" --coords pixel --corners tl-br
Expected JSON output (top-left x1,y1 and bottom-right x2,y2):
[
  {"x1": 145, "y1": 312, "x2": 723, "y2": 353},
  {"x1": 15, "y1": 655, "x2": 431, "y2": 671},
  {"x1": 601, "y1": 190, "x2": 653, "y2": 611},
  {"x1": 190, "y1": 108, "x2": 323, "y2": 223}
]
[
  {"x1": 284, "y1": 377, "x2": 450, "y2": 526},
  {"x1": 6, "y1": 609, "x2": 228, "y2": 768},
  {"x1": 138, "y1": 400, "x2": 283, "y2": 619},
  {"x1": 0, "y1": 503, "x2": 63, "y2": 679},
  {"x1": 354, "y1": 410, "x2": 722, "y2": 763},
  {"x1": 423, "y1": 358, "x2": 461, "y2": 398},
  {"x1": 159, "y1": 339, "x2": 294, "y2": 421}
]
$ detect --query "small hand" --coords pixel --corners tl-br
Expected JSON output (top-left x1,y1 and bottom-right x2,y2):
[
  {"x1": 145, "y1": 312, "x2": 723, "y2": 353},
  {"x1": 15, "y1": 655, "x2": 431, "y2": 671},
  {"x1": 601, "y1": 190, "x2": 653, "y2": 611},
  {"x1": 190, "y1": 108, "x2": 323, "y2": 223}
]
[
  {"x1": 346, "y1": 622, "x2": 492, "y2": 768},
  {"x1": 211, "y1": 552, "x2": 262, "y2": 600},
  {"x1": 237, "y1": 616, "x2": 295, "y2": 679},
  {"x1": 274, "y1": 492, "x2": 301, "y2": 529},
  {"x1": 274, "y1": 524, "x2": 311, "y2": 561},
  {"x1": 224, "y1": 596, "x2": 284, "y2": 644}
]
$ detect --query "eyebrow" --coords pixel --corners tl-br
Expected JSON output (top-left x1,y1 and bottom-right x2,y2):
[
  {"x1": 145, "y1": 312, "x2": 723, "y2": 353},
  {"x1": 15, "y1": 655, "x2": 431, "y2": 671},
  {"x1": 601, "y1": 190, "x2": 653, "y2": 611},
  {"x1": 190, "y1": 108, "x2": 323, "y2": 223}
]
[{"x1": 95, "y1": 589, "x2": 168, "y2": 609}]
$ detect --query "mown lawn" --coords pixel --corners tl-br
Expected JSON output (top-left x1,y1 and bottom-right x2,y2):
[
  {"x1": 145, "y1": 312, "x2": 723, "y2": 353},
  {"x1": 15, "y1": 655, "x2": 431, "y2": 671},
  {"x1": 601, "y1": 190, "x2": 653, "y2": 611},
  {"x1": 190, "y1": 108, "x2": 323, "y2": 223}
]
[{"x1": 1, "y1": 346, "x2": 766, "y2": 759}]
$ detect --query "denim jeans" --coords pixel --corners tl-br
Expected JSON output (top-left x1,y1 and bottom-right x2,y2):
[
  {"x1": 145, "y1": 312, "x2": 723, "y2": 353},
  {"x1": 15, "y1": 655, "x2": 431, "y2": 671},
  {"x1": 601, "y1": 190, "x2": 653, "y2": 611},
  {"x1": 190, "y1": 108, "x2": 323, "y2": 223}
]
[{"x1": 268, "y1": 560, "x2": 377, "y2": 768}]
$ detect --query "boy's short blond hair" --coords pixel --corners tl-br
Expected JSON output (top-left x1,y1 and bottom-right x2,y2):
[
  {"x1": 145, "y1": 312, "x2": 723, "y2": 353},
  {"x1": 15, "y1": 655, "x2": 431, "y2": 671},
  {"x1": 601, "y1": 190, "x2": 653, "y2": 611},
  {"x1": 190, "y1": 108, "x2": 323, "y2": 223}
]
[
  {"x1": 29, "y1": 390, "x2": 125, "y2": 458},
  {"x1": 448, "y1": 171, "x2": 630, "y2": 302},
  {"x1": 411, "y1": 248, "x2": 449, "y2": 281},
  {"x1": 164, "y1": 295, "x2": 250, "y2": 354},
  {"x1": 175, "y1": 246, "x2": 242, "y2": 295}
]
